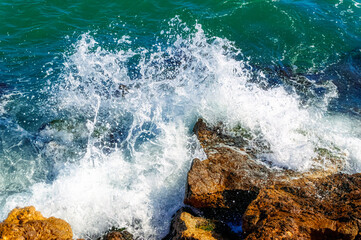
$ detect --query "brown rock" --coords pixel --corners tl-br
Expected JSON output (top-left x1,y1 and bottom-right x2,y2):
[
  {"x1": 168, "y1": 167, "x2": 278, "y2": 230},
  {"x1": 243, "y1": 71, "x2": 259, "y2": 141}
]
[
  {"x1": 181, "y1": 119, "x2": 357, "y2": 239},
  {"x1": 185, "y1": 119, "x2": 298, "y2": 209},
  {"x1": 168, "y1": 210, "x2": 218, "y2": 240},
  {"x1": 243, "y1": 173, "x2": 361, "y2": 240},
  {"x1": 101, "y1": 229, "x2": 134, "y2": 240},
  {"x1": 164, "y1": 208, "x2": 240, "y2": 240},
  {"x1": 0, "y1": 206, "x2": 73, "y2": 240},
  {"x1": 185, "y1": 119, "x2": 344, "y2": 210}
]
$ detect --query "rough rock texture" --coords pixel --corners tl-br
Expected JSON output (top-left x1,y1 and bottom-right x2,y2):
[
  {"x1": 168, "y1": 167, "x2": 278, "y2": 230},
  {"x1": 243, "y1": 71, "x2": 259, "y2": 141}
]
[
  {"x1": 99, "y1": 227, "x2": 134, "y2": 240},
  {"x1": 101, "y1": 230, "x2": 134, "y2": 240},
  {"x1": 164, "y1": 208, "x2": 240, "y2": 240},
  {"x1": 185, "y1": 119, "x2": 345, "y2": 209},
  {"x1": 166, "y1": 209, "x2": 219, "y2": 240},
  {"x1": 0, "y1": 206, "x2": 73, "y2": 240},
  {"x1": 243, "y1": 173, "x2": 361, "y2": 240},
  {"x1": 185, "y1": 119, "x2": 300, "y2": 209},
  {"x1": 179, "y1": 119, "x2": 359, "y2": 240}
]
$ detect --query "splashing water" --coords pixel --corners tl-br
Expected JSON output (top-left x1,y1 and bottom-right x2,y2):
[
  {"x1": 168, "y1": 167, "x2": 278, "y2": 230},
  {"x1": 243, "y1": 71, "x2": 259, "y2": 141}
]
[{"x1": 1, "y1": 18, "x2": 361, "y2": 239}]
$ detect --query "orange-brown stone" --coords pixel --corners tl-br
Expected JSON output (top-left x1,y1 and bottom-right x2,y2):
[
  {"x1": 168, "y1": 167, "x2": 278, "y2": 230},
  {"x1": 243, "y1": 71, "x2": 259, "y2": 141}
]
[
  {"x1": 101, "y1": 229, "x2": 134, "y2": 240},
  {"x1": 185, "y1": 119, "x2": 299, "y2": 209},
  {"x1": 185, "y1": 119, "x2": 345, "y2": 209},
  {"x1": 0, "y1": 206, "x2": 73, "y2": 240},
  {"x1": 243, "y1": 173, "x2": 361, "y2": 240},
  {"x1": 180, "y1": 119, "x2": 360, "y2": 239},
  {"x1": 164, "y1": 208, "x2": 240, "y2": 240}
]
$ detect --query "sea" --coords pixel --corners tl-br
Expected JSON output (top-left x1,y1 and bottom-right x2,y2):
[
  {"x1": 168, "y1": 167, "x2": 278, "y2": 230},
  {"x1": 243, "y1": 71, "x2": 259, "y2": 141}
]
[{"x1": 0, "y1": 0, "x2": 360, "y2": 239}]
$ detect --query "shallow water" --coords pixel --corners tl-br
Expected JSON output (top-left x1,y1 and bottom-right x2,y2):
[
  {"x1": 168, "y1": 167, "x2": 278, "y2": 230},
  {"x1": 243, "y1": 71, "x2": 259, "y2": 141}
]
[{"x1": 0, "y1": 1, "x2": 361, "y2": 239}]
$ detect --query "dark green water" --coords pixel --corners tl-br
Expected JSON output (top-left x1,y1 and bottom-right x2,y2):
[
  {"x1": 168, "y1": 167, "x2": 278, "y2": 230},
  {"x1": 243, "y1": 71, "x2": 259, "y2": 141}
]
[
  {"x1": 0, "y1": 0, "x2": 361, "y2": 239},
  {"x1": 2, "y1": 1, "x2": 360, "y2": 71}
]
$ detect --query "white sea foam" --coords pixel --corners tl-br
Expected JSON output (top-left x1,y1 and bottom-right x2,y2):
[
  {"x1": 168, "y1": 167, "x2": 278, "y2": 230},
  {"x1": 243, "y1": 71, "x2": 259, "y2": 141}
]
[
  {"x1": 0, "y1": 95, "x2": 10, "y2": 115},
  {"x1": 1, "y1": 18, "x2": 361, "y2": 239},
  {"x1": 3, "y1": 122, "x2": 202, "y2": 238}
]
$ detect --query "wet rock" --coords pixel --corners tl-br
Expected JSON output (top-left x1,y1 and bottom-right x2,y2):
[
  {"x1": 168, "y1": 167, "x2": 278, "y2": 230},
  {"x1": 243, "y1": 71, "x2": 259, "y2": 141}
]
[
  {"x1": 38, "y1": 118, "x2": 89, "y2": 162},
  {"x1": 185, "y1": 119, "x2": 344, "y2": 210},
  {"x1": 98, "y1": 227, "x2": 134, "y2": 240},
  {"x1": 101, "y1": 231, "x2": 133, "y2": 240},
  {"x1": 243, "y1": 173, "x2": 361, "y2": 240},
  {"x1": 164, "y1": 208, "x2": 239, "y2": 240},
  {"x1": 185, "y1": 119, "x2": 297, "y2": 209},
  {"x1": 117, "y1": 84, "x2": 129, "y2": 97},
  {"x1": 0, "y1": 206, "x2": 73, "y2": 240},
  {"x1": 180, "y1": 119, "x2": 356, "y2": 239}
]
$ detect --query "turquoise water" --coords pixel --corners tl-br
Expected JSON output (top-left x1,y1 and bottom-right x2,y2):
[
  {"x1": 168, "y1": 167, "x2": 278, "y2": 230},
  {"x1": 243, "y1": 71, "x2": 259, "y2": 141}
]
[{"x1": 0, "y1": 0, "x2": 361, "y2": 239}]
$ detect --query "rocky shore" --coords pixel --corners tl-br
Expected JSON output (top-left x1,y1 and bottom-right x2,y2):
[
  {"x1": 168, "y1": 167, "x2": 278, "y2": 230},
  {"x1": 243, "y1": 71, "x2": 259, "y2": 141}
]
[
  {"x1": 1, "y1": 119, "x2": 361, "y2": 239},
  {"x1": 165, "y1": 119, "x2": 361, "y2": 240}
]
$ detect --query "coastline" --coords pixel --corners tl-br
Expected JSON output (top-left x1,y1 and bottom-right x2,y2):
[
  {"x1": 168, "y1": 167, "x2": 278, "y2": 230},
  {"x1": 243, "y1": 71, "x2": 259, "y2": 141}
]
[{"x1": 2, "y1": 119, "x2": 361, "y2": 239}]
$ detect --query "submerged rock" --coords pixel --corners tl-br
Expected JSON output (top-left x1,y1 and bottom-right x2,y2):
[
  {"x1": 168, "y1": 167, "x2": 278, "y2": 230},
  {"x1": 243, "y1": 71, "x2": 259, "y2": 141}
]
[
  {"x1": 0, "y1": 206, "x2": 73, "y2": 240},
  {"x1": 98, "y1": 227, "x2": 134, "y2": 240}
]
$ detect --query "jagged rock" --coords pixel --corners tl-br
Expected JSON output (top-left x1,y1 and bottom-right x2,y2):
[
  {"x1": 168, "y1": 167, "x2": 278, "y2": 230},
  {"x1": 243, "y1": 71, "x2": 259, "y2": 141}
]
[
  {"x1": 180, "y1": 119, "x2": 358, "y2": 239},
  {"x1": 185, "y1": 119, "x2": 298, "y2": 210},
  {"x1": 166, "y1": 209, "x2": 219, "y2": 240},
  {"x1": 0, "y1": 206, "x2": 73, "y2": 240},
  {"x1": 164, "y1": 208, "x2": 239, "y2": 240},
  {"x1": 243, "y1": 173, "x2": 361, "y2": 240},
  {"x1": 184, "y1": 119, "x2": 344, "y2": 210}
]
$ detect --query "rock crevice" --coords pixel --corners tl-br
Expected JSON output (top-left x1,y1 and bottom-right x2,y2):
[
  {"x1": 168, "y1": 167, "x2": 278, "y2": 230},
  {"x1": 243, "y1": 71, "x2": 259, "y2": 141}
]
[{"x1": 169, "y1": 119, "x2": 361, "y2": 240}]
